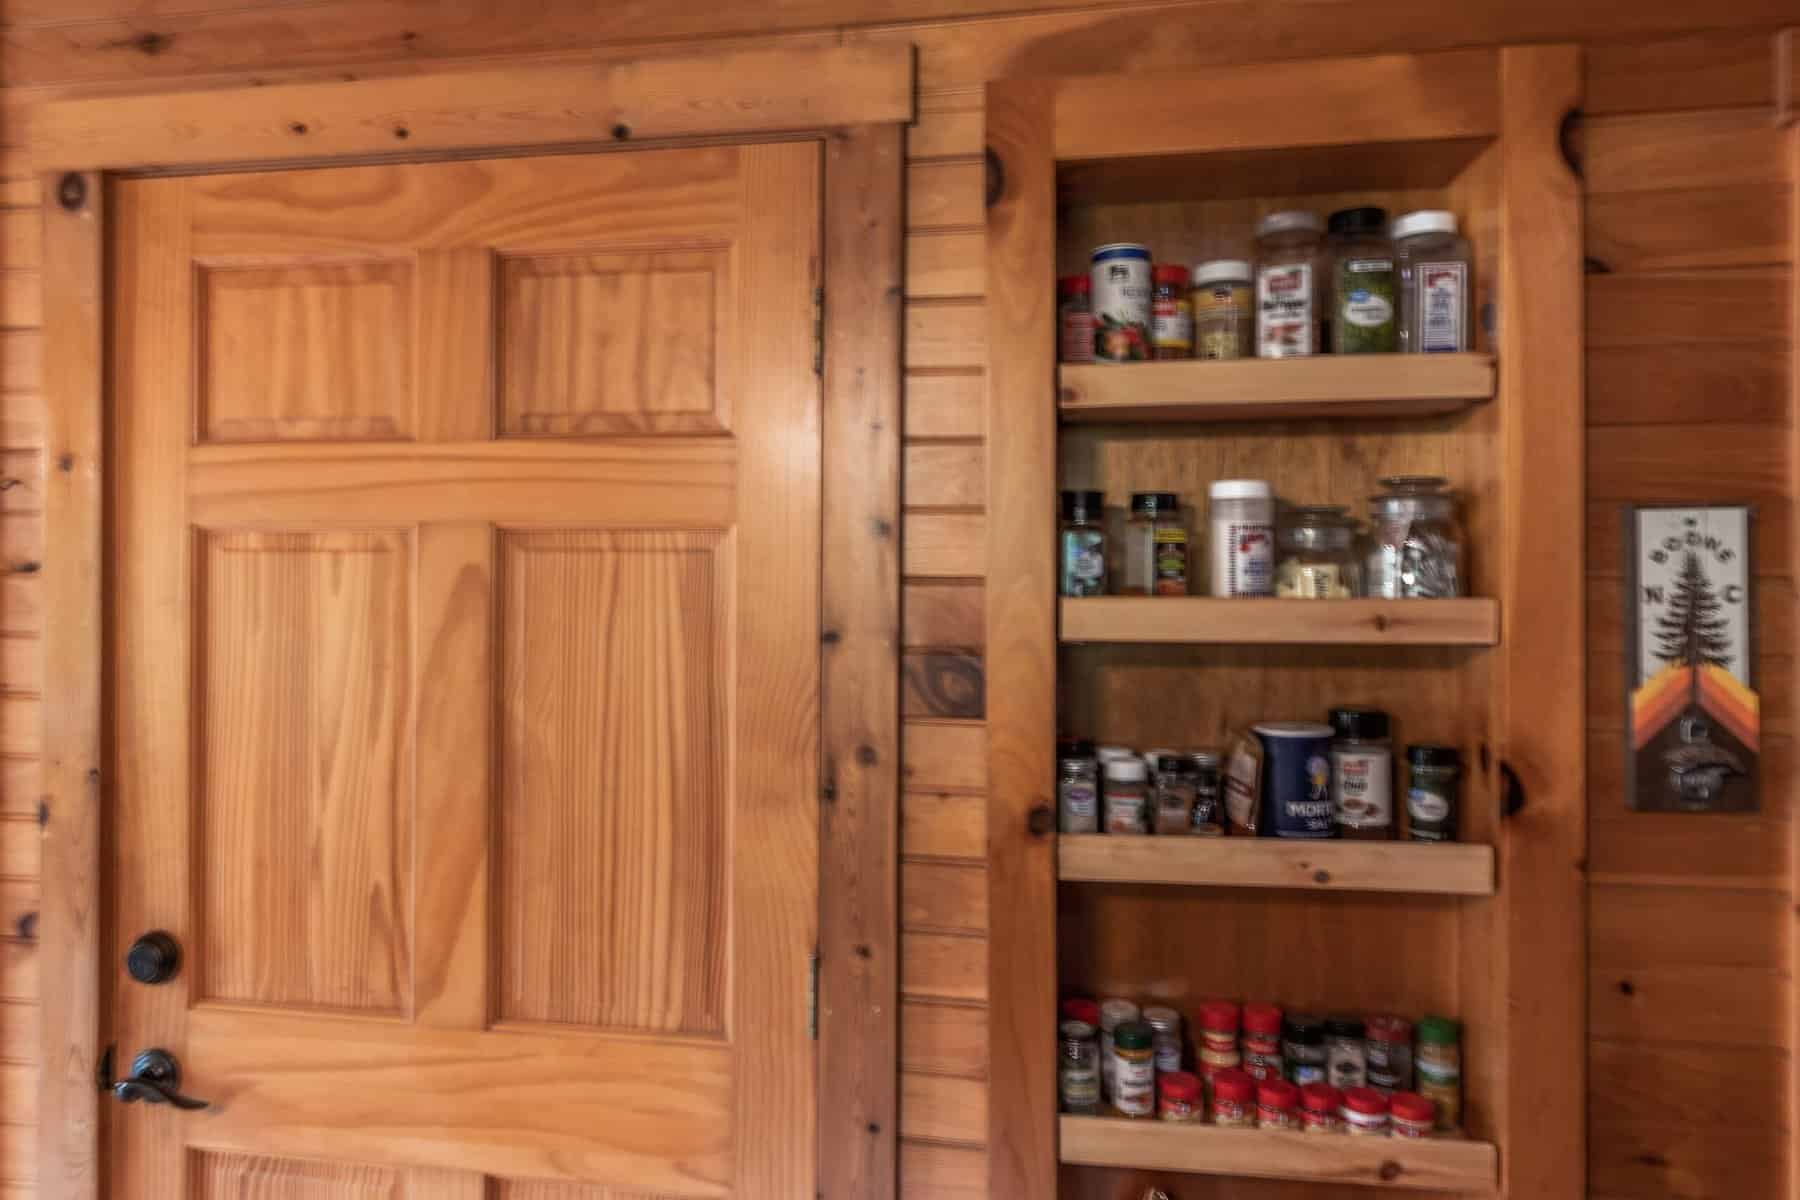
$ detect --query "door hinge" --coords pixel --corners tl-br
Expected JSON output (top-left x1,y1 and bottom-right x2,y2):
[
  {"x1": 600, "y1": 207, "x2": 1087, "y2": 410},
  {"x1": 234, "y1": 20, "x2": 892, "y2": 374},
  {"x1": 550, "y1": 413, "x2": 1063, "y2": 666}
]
[
  {"x1": 812, "y1": 286, "x2": 824, "y2": 376},
  {"x1": 807, "y1": 947, "x2": 820, "y2": 1040}
]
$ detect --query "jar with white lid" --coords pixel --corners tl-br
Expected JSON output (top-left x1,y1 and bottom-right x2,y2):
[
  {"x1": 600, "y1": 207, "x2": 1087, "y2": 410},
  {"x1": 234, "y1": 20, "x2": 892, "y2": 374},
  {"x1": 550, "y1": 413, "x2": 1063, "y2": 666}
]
[
  {"x1": 1393, "y1": 210, "x2": 1474, "y2": 353},
  {"x1": 1191, "y1": 259, "x2": 1254, "y2": 360},
  {"x1": 1102, "y1": 756, "x2": 1149, "y2": 834},
  {"x1": 1208, "y1": 480, "x2": 1275, "y2": 597},
  {"x1": 1254, "y1": 211, "x2": 1324, "y2": 358}
]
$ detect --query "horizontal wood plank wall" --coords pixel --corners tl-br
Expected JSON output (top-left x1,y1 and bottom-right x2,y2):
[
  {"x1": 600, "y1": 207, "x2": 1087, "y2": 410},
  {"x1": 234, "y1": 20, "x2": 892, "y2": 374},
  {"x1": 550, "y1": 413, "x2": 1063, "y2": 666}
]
[{"x1": 0, "y1": 5, "x2": 1795, "y2": 1198}]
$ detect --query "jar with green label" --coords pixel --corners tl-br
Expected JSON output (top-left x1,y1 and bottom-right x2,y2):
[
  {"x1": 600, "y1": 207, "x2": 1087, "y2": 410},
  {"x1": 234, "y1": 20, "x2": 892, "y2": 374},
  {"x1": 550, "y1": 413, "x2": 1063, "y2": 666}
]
[
  {"x1": 1329, "y1": 207, "x2": 1399, "y2": 354},
  {"x1": 1415, "y1": 1016, "x2": 1462, "y2": 1131}
]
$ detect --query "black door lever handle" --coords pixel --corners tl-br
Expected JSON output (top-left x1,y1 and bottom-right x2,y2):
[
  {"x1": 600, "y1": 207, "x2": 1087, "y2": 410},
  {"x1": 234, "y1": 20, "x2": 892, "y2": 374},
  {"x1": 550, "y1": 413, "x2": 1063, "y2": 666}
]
[{"x1": 110, "y1": 1049, "x2": 210, "y2": 1111}]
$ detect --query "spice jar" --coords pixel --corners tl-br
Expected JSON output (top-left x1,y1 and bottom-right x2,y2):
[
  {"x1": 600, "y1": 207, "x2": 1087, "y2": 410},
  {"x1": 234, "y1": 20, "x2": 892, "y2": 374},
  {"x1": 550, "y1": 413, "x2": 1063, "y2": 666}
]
[
  {"x1": 1143, "y1": 1005, "x2": 1184, "y2": 1074},
  {"x1": 1098, "y1": 998, "x2": 1140, "y2": 1102},
  {"x1": 1091, "y1": 244, "x2": 1152, "y2": 363},
  {"x1": 1198, "y1": 1001, "x2": 1240, "y2": 1057},
  {"x1": 1394, "y1": 210, "x2": 1474, "y2": 354},
  {"x1": 1111, "y1": 1020, "x2": 1156, "y2": 1117},
  {"x1": 1151, "y1": 265, "x2": 1194, "y2": 359},
  {"x1": 1416, "y1": 1016, "x2": 1462, "y2": 1130},
  {"x1": 1188, "y1": 751, "x2": 1225, "y2": 836},
  {"x1": 1063, "y1": 996, "x2": 1102, "y2": 1027},
  {"x1": 1210, "y1": 1069, "x2": 1255, "y2": 1128},
  {"x1": 1254, "y1": 211, "x2": 1324, "y2": 358},
  {"x1": 1256, "y1": 722, "x2": 1336, "y2": 840},
  {"x1": 1241, "y1": 1002, "x2": 1284, "y2": 1082},
  {"x1": 1325, "y1": 1016, "x2": 1368, "y2": 1090},
  {"x1": 1301, "y1": 1083, "x2": 1344, "y2": 1134},
  {"x1": 1328, "y1": 207, "x2": 1399, "y2": 354},
  {"x1": 1341, "y1": 1087, "x2": 1391, "y2": 1137},
  {"x1": 1365, "y1": 1015, "x2": 1414, "y2": 1094},
  {"x1": 1103, "y1": 757, "x2": 1149, "y2": 835},
  {"x1": 1283, "y1": 1014, "x2": 1328, "y2": 1085},
  {"x1": 1330, "y1": 708, "x2": 1394, "y2": 840},
  {"x1": 1153, "y1": 755, "x2": 1198, "y2": 835},
  {"x1": 1390, "y1": 1091, "x2": 1436, "y2": 1138},
  {"x1": 1058, "y1": 275, "x2": 1095, "y2": 363},
  {"x1": 1158, "y1": 1071, "x2": 1203, "y2": 1122},
  {"x1": 1124, "y1": 492, "x2": 1187, "y2": 596},
  {"x1": 1059, "y1": 490, "x2": 1107, "y2": 598},
  {"x1": 1059, "y1": 1019, "x2": 1101, "y2": 1114},
  {"x1": 1192, "y1": 260, "x2": 1254, "y2": 360},
  {"x1": 1058, "y1": 738, "x2": 1100, "y2": 834},
  {"x1": 1209, "y1": 480, "x2": 1275, "y2": 597},
  {"x1": 1406, "y1": 745, "x2": 1462, "y2": 843},
  {"x1": 1275, "y1": 506, "x2": 1361, "y2": 599},
  {"x1": 1256, "y1": 1079, "x2": 1301, "y2": 1130},
  {"x1": 1366, "y1": 476, "x2": 1464, "y2": 599}
]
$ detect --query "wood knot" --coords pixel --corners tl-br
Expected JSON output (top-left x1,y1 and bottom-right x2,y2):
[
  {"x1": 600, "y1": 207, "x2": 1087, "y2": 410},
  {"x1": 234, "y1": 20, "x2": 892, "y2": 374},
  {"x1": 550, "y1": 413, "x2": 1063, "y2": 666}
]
[
  {"x1": 611, "y1": 123, "x2": 632, "y2": 141},
  {"x1": 14, "y1": 912, "x2": 35, "y2": 941},
  {"x1": 1027, "y1": 804, "x2": 1054, "y2": 837},
  {"x1": 1313, "y1": 869, "x2": 1331, "y2": 884},
  {"x1": 56, "y1": 453, "x2": 74, "y2": 472},
  {"x1": 1372, "y1": 612, "x2": 1390, "y2": 632},
  {"x1": 820, "y1": 629, "x2": 842, "y2": 645},
  {"x1": 1378, "y1": 1161, "x2": 1403, "y2": 1182},
  {"x1": 1617, "y1": 979, "x2": 1635, "y2": 996},
  {"x1": 855, "y1": 745, "x2": 878, "y2": 767},
  {"x1": 289, "y1": 121, "x2": 309, "y2": 135},
  {"x1": 854, "y1": 944, "x2": 872, "y2": 959},
  {"x1": 393, "y1": 125, "x2": 410, "y2": 140}
]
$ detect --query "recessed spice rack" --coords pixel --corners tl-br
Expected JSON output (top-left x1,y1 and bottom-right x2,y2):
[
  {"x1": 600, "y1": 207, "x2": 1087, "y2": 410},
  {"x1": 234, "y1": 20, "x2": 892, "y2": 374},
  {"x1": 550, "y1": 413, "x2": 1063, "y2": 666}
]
[
  {"x1": 1058, "y1": 835, "x2": 1496, "y2": 896},
  {"x1": 1059, "y1": 597, "x2": 1500, "y2": 646},
  {"x1": 1058, "y1": 353, "x2": 1496, "y2": 424},
  {"x1": 1059, "y1": 1117, "x2": 1500, "y2": 1194}
]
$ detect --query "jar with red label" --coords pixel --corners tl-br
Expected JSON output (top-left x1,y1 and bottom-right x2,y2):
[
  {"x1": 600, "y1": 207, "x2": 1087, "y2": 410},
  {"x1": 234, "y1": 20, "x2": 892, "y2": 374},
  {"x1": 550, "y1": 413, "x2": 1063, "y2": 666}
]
[
  {"x1": 1256, "y1": 1078, "x2": 1301, "y2": 1130},
  {"x1": 1151, "y1": 265, "x2": 1194, "y2": 359},
  {"x1": 1365, "y1": 1015, "x2": 1414, "y2": 1094},
  {"x1": 1059, "y1": 275, "x2": 1095, "y2": 364},
  {"x1": 1198, "y1": 1001, "x2": 1240, "y2": 1055},
  {"x1": 1300, "y1": 1083, "x2": 1344, "y2": 1134},
  {"x1": 1341, "y1": 1086, "x2": 1390, "y2": 1136},
  {"x1": 1242, "y1": 1002, "x2": 1284, "y2": 1082},
  {"x1": 1390, "y1": 1091, "x2": 1435, "y2": 1138},
  {"x1": 1062, "y1": 996, "x2": 1101, "y2": 1028},
  {"x1": 1158, "y1": 1071, "x2": 1203, "y2": 1122},
  {"x1": 1211, "y1": 1068, "x2": 1255, "y2": 1127}
]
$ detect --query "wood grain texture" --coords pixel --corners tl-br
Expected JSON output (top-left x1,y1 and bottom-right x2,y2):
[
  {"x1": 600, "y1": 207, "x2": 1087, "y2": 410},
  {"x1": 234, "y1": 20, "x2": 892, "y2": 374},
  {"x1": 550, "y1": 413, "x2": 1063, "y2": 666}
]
[
  {"x1": 902, "y1": 582, "x2": 983, "y2": 650},
  {"x1": 900, "y1": 792, "x2": 985, "y2": 861},
  {"x1": 1057, "y1": 835, "x2": 1496, "y2": 895},
  {"x1": 902, "y1": 652, "x2": 984, "y2": 718},
  {"x1": 192, "y1": 1151, "x2": 401, "y2": 1199},
  {"x1": 1587, "y1": 184, "x2": 1793, "y2": 271},
  {"x1": 901, "y1": 999, "x2": 988, "y2": 1078},
  {"x1": 1588, "y1": 343, "x2": 1789, "y2": 426},
  {"x1": 901, "y1": 931, "x2": 985, "y2": 1003},
  {"x1": 1585, "y1": 106, "x2": 1787, "y2": 193},
  {"x1": 904, "y1": 371, "x2": 984, "y2": 439},
  {"x1": 904, "y1": 442, "x2": 984, "y2": 508},
  {"x1": 1586, "y1": 269, "x2": 1790, "y2": 346},
  {"x1": 1060, "y1": 597, "x2": 1499, "y2": 647},
  {"x1": 899, "y1": 1142, "x2": 986, "y2": 1200}
]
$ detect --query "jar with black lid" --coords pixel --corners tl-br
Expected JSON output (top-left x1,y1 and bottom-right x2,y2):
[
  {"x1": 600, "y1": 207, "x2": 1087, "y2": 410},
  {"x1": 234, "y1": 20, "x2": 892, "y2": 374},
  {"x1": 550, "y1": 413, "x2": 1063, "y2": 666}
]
[
  {"x1": 1407, "y1": 745, "x2": 1462, "y2": 842},
  {"x1": 1328, "y1": 206, "x2": 1398, "y2": 354},
  {"x1": 1123, "y1": 492, "x2": 1187, "y2": 596},
  {"x1": 1060, "y1": 490, "x2": 1107, "y2": 597},
  {"x1": 1283, "y1": 1014, "x2": 1327, "y2": 1085},
  {"x1": 1330, "y1": 707, "x2": 1394, "y2": 840}
]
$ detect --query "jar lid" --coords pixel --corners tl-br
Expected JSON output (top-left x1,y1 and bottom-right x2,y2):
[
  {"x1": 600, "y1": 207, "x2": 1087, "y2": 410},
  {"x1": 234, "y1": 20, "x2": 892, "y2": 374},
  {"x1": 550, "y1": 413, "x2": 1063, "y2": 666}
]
[
  {"x1": 1209, "y1": 478, "x2": 1271, "y2": 501},
  {"x1": 1105, "y1": 757, "x2": 1148, "y2": 782},
  {"x1": 1325, "y1": 1015, "x2": 1366, "y2": 1039},
  {"x1": 1392, "y1": 210, "x2": 1459, "y2": 241},
  {"x1": 1407, "y1": 744, "x2": 1462, "y2": 770},
  {"x1": 1099, "y1": 998, "x2": 1140, "y2": 1028},
  {"x1": 1060, "y1": 489, "x2": 1104, "y2": 522},
  {"x1": 1417, "y1": 1015, "x2": 1461, "y2": 1045},
  {"x1": 1390, "y1": 1091, "x2": 1436, "y2": 1122},
  {"x1": 1058, "y1": 274, "x2": 1092, "y2": 294},
  {"x1": 1256, "y1": 210, "x2": 1322, "y2": 238},
  {"x1": 1366, "y1": 1014, "x2": 1413, "y2": 1042},
  {"x1": 1058, "y1": 737, "x2": 1097, "y2": 759},
  {"x1": 1300, "y1": 1082, "x2": 1344, "y2": 1112},
  {"x1": 1253, "y1": 721, "x2": 1335, "y2": 740},
  {"x1": 1377, "y1": 474, "x2": 1452, "y2": 495},
  {"x1": 1062, "y1": 997, "x2": 1101, "y2": 1026},
  {"x1": 1196, "y1": 1000, "x2": 1240, "y2": 1032},
  {"x1": 1142, "y1": 1005, "x2": 1181, "y2": 1033},
  {"x1": 1342, "y1": 1086, "x2": 1390, "y2": 1116},
  {"x1": 1256, "y1": 1079, "x2": 1301, "y2": 1110},
  {"x1": 1059, "y1": 1018, "x2": 1096, "y2": 1039},
  {"x1": 1284, "y1": 1013, "x2": 1325, "y2": 1041},
  {"x1": 1329, "y1": 708, "x2": 1390, "y2": 741},
  {"x1": 1096, "y1": 745, "x2": 1135, "y2": 761},
  {"x1": 1129, "y1": 491, "x2": 1180, "y2": 515},
  {"x1": 1242, "y1": 1002, "x2": 1282, "y2": 1034},
  {"x1": 1158, "y1": 1071, "x2": 1202, "y2": 1102},
  {"x1": 1327, "y1": 206, "x2": 1389, "y2": 236},
  {"x1": 1112, "y1": 1020, "x2": 1153, "y2": 1050},
  {"x1": 1188, "y1": 750, "x2": 1221, "y2": 768},
  {"x1": 1211, "y1": 1069, "x2": 1255, "y2": 1102},
  {"x1": 1192, "y1": 259, "x2": 1252, "y2": 286},
  {"x1": 1091, "y1": 242, "x2": 1151, "y2": 261},
  {"x1": 1152, "y1": 264, "x2": 1189, "y2": 285}
]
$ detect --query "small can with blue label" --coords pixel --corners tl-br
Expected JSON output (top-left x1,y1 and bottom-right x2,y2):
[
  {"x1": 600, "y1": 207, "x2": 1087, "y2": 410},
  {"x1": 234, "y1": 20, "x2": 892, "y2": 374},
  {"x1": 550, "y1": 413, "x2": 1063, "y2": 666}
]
[
  {"x1": 1090, "y1": 243, "x2": 1153, "y2": 362},
  {"x1": 1255, "y1": 722, "x2": 1337, "y2": 838}
]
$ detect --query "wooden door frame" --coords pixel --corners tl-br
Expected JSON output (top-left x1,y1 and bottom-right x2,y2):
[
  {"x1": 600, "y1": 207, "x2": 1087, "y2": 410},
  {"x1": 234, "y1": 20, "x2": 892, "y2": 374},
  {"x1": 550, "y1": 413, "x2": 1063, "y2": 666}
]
[{"x1": 35, "y1": 43, "x2": 911, "y2": 1200}]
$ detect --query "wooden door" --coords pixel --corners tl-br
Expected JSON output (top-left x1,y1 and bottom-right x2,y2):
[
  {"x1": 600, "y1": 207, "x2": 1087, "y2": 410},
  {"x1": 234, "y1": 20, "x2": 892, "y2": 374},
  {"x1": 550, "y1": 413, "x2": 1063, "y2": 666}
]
[{"x1": 105, "y1": 143, "x2": 821, "y2": 1198}]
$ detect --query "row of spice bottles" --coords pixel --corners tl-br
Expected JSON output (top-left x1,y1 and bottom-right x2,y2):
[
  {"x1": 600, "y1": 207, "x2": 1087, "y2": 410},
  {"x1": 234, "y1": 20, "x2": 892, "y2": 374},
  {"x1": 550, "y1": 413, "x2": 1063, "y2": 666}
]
[
  {"x1": 1065, "y1": 208, "x2": 1474, "y2": 363},
  {"x1": 1060, "y1": 995, "x2": 1463, "y2": 1137},
  {"x1": 1060, "y1": 709, "x2": 1462, "y2": 841},
  {"x1": 1060, "y1": 476, "x2": 1464, "y2": 600}
]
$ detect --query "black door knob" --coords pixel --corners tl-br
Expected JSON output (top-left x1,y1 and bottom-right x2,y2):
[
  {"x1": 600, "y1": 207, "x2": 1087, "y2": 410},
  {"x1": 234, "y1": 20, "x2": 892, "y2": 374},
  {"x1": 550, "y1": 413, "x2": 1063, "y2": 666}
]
[
  {"x1": 125, "y1": 931, "x2": 181, "y2": 985},
  {"x1": 111, "y1": 1048, "x2": 209, "y2": 1111}
]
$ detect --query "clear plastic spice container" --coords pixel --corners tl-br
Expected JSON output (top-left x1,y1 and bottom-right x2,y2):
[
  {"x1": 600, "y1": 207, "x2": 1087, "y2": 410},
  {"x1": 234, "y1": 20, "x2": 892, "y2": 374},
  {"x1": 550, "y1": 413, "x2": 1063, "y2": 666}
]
[
  {"x1": 1301, "y1": 1083, "x2": 1345, "y2": 1134},
  {"x1": 1325, "y1": 1016, "x2": 1368, "y2": 1090},
  {"x1": 1143, "y1": 1005, "x2": 1184, "y2": 1073},
  {"x1": 1328, "y1": 206, "x2": 1398, "y2": 354},
  {"x1": 1275, "y1": 505, "x2": 1360, "y2": 599},
  {"x1": 1098, "y1": 998, "x2": 1140, "y2": 1102},
  {"x1": 1209, "y1": 480, "x2": 1275, "y2": 597},
  {"x1": 1341, "y1": 1086, "x2": 1391, "y2": 1136},
  {"x1": 1151, "y1": 265, "x2": 1194, "y2": 359},
  {"x1": 1256, "y1": 1079, "x2": 1301, "y2": 1130},
  {"x1": 1123, "y1": 492, "x2": 1187, "y2": 596},
  {"x1": 1152, "y1": 755, "x2": 1197, "y2": 834},
  {"x1": 1254, "y1": 211, "x2": 1324, "y2": 358},
  {"x1": 1242, "y1": 1002, "x2": 1285, "y2": 1082},
  {"x1": 1188, "y1": 751, "x2": 1225, "y2": 836},
  {"x1": 1366, "y1": 476, "x2": 1465, "y2": 599},
  {"x1": 1059, "y1": 490, "x2": 1107, "y2": 597},
  {"x1": 1059, "y1": 1019, "x2": 1101, "y2": 1114},
  {"x1": 1057, "y1": 738, "x2": 1099, "y2": 834},
  {"x1": 1394, "y1": 210, "x2": 1474, "y2": 353},
  {"x1": 1390, "y1": 1091, "x2": 1436, "y2": 1138},
  {"x1": 1211, "y1": 1069, "x2": 1255, "y2": 1127},
  {"x1": 1365, "y1": 1015, "x2": 1414, "y2": 1094},
  {"x1": 1192, "y1": 259, "x2": 1254, "y2": 360},
  {"x1": 1103, "y1": 756, "x2": 1149, "y2": 835},
  {"x1": 1284, "y1": 1014, "x2": 1327, "y2": 1085},
  {"x1": 1158, "y1": 1071, "x2": 1203, "y2": 1122}
]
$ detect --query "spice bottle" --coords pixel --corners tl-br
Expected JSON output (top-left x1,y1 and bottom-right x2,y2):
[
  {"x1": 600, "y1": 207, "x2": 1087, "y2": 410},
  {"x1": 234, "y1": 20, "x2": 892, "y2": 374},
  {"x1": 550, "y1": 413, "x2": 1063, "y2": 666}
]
[
  {"x1": 1143, "y1": 1005, "x2": 1184, "y2": 1074},
  {"x1": 1256, "y1": 1079, "x2": 1301, "y2": 1130},
  {"x1": 1301, "y1": 1083, "x2": 1344, "y2": 1134},
  {"x1": 1367, "y1": 475, "x2": 1465, "y2": 599},
  {"x1": 1192, "y1": 260, "x2": 1254, "y2": 360},
  {"x1": 1058, "y1": 738, "x2": 1100, "y2": 834},
  {"x1": 1059, "y1": 1019, "x2": 1101, "y2": 1114},
  {"x1": 1210, "y1": 1069, "x2": 1255, "y2": 1127},
  {"x1": 1341, "y1": 1086, "x2": 1391, "y2": 1137},
  {"x1": 1103, "y1": 757, "x2": 1150, "y2": 835},
  {"x1": 1254, "y1": 211, "x2": 1324, "y2": 358},
  {"x1": 1098, "y1": 998, "x2": 1140, "y2": 1102},
  {"x1": 1188, "y1": 751, "x2": 1225, "y2": 836},
  {"x1": 1124, "y1": 492, "x2": 1187, "y2": 596},
  {"x1": 1151, "y1": 265, "x2": 1194, "y2": 359},
  {"x1": 1058, "y1": 275, "x2": 1096, "y2": 363},
  {"x1": 1153, "y1": 755, "x2": 1198, "y2": 835},
  {"x1": 1365, "y1": 1015, "x2": 1414, "y2": 1094},
  {"x1": 1330, "y1": 708, "x2": 1395, "y2": 840},
  {"x1": 1241, "y1": 1002, "x2": 1285, "y2": 1082},
  {"x1": 1416, "y1": 1016, "x2": 1462, "y2": 1130},
  {"x1": 1406, "y1": 745, "x2": 1462, "y2": 842},
  {"x1": 1208, "y1": 480, "x2": 1275, "y2": 597},
  {"x1": 1111, "y1": 1020, "x2": 1157, "y2": 1117},
  {"x1": 1394, "y1": 210, "x2": 1474, "y2": 354},
  {"x1": 1283, "y1": 1014, "x2": 1327, "y2": 1085},
  {"x1": 1197, "y1": 1001, "x2": 1242, "y2": 1094},
  {"x1": 1063, "y1": 996, "x2": 1102, "y2": 1027},
  {"x1": 1275, "y1": 506, "x2": 1361, "y2": 599},
  {"x1": 1325, "y1": 1016, "x2": 1368, "y2": 1090},
  {"x1": 1328, "y1": 207, "x2": 1399, "y2": 354},
  {"x1": 1059, "y1": 490, "x2": 1107, "y2": 598},
  {"x1": 1390, "y1": 1091, "x2": 1436, "y2": 1138},
  {"x1": 1158, "y1": 1071, "x2": 1203, "y2": 1122},
  {"x1": 1091, "y1": 244, "x2": 1153, "y2": 363}
]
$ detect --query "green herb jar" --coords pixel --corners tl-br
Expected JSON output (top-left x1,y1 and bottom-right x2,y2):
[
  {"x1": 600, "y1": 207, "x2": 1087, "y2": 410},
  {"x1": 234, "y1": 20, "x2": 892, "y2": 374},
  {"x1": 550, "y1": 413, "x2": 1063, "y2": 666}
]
[{"x1": 1329, "y1": 207, "x2": 1399, "y2": 354}]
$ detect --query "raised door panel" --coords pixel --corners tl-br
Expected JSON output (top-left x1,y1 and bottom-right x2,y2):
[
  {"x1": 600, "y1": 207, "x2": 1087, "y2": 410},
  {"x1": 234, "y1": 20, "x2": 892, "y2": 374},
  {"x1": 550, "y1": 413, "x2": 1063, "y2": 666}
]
[
  {"x1": 192, "y1": 1151, "x2": 402, "y2": 1199},
  {"x1": 495, "y1": 1181, "x2": 672, "y2": 1200}
]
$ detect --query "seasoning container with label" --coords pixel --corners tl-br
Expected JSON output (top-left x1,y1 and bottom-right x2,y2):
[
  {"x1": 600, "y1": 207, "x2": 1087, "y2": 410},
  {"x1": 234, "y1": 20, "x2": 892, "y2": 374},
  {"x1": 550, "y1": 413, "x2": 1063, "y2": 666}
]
[
  {"x1": 1153, "y1": 755, "x2": 1198, "y2": 835},
  {"x1": 1143, "y1": 1005, "x2": 1184, "y2": 1074},
  {"x1": 1224, "y1": 732, "x2": 1264, "y2": 836},
  {"x1": 1367, "y1": 476, "x2": 1465, "y2": 599},
  {"x1": 1329, "y1": 207, "x2": 1399, "y2": 354},
  {"x1": 1211, "y1": 1069, "x2": 1256, "y2": 1127},
  {"x1": 1098, "y1": 998, "x2": 1140, "y2": 1101},
  {"x1": 1255, "y1": 211, "x2": 1324, "y2": 358},
  {"x1": 1330, "y1": 708, "x2": 1394, "y2": 839},
  {"x1": 1394, "y1": 210, "x2": 1474, "y2": 353},
  {"x1": 1103, "y1": 757, "x2": 1150, "y2": 835},
  {"x1": 1275, "y1": 505, "x2": 1361, "y2": 599},
  {"x1": 1059, "y1": 490, "x2": 1107, "y2": 598},
  {"x1": 1063, "y1": 996, "x2": 1101, "y2": 1027},
  {"x1": 1059, "y1": 1020, "x2": 1101, "y2": 1114},
  {"x1": 1058, "y1": 738, "x2": 1100, "y2": 834},
  {"x1": 1158, "y1": 1071, "x2": 1203, "y2": 1122},
  {"x1": 1390, "y1": 1091, "x2": 1436, "y2": 1138},
  {"x1": 1197, "y1": 1001, "x2": 1242, "y2": 1094},
  {"x1": 1341, "y1": 1087, "x2": 1391, "y2": 1136},
  {"x1": 1209, "y1": 480, "x2": 1275, "y2": 597},
  {"x1": 1111, "y1": 1020, "x2": 1157, "y2": 1117},
  {"x1": 1192, "y1": 260, "x2": 1254, "y2": 360},
  {"x1": 1365, "y1": 1015, "x2": 1415, "y2": 1094},
  {"x1": 1091, "y1": 243, "x2": 1153, "y2": 363},
  {"x1": 1059, "y1": 275, "x2": 1096, "y2": 363},
  {"x1": 1242, "y1": 1003, "x2": 1285, "y2": 1082},
  {"x1": 1416, "y1": 1016, "x2": 1462, "y2": 1130},
  {"x1": 1151, "y1": 265, "x2": 1194, "y2": 359},
  {"x1": 1301, "y1": 1083, "x2": 1345, "y2": 1134},
  {"x1": 1256, "y1": 722, "x2": 1337, "y2": 839},
  {"x1": 1256, "y1": 1079, "x2": 1302, "y2": 1130},
  {"x1": 1283, "y1": 1014, "x2": 1328, "y2": 1085},
  {"x1": 1124, "y1": 492, "x2": 1188, "y2": 596},
  {"x1": 1188, "y1": 751, "x2": 1225, "y2": 836},
  {"x1": 1406, "y1": 745, "x2": 1462, "y2": 842},
  {"x1": 1325, "y1": 1016, "x2": 1369, "y2": 1090}
]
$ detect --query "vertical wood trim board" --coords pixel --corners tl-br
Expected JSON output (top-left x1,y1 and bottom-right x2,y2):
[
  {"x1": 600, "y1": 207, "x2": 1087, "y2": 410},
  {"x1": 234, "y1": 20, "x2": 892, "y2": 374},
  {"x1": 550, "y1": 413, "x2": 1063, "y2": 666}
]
[
  {"x1": 1788, "y1": 115, "x2": 1799, "y2": 1200},
  {"x1": 36, "y1": 169, "x2": 103, "y2": 1200},
  {"x1": 820, "y1": 122, "x2": 905, "y2": 1200}
]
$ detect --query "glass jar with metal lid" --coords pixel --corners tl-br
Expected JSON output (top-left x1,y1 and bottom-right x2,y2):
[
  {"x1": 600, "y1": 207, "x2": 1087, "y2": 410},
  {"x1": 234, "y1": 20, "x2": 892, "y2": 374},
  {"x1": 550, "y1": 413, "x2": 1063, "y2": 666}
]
[
  {"x1": 1365, "y1": 476, "x2": 1465, "y2": 598},
  {"x1": 1275, "y1": 505, "x2": 1362, "y2": 599}
]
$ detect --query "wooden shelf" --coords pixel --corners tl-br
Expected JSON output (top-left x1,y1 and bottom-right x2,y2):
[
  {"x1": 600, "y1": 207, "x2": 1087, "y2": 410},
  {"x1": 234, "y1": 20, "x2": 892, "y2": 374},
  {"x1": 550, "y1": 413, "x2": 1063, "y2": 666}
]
[
  {"x1": 1058, "y1": 835, "x2": 1496, "y2": 896},
  {"x1": 1058, "y1": 354, "x2": 1495, "y2": 423},
  {"x1": 1060, "y1": 1117, "x2": 1499, "y2": 1194},
  {"x1": 1060, "y1": 597, "x2": 1499, "y2": 646}
]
